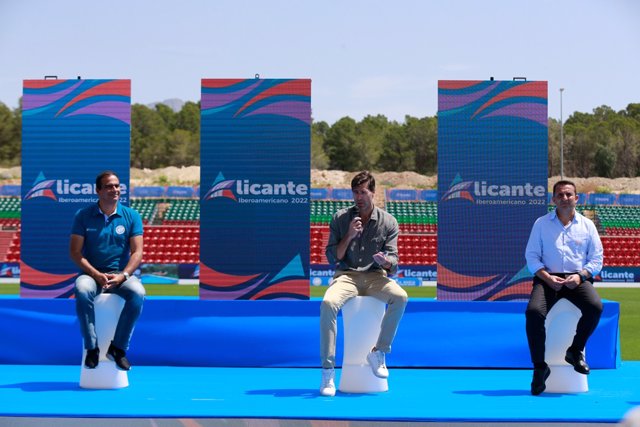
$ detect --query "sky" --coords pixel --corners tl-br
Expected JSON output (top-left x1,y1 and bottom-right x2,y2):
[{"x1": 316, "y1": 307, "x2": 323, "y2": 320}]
[{"x1": 0, "y1": 0, "x2": 638, "y2": 124}]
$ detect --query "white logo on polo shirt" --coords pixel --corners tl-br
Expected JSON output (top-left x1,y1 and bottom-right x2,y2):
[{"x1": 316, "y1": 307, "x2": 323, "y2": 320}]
[{"x1": 115, "y1": 225, "x2": 126, "y2": 235}]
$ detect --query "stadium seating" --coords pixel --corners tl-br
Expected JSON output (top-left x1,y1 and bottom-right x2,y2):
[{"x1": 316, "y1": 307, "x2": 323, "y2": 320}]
[
  {"x1": 311, "y1": 200, "x2": 352, "y2": 225},
  {"x1": 386, "y1": 201, "x2": 437, "y2": 225},
  {"x1": 130, "y1": 199, "x2": 159, "y2": 224},
  {"x1": 142, "y1": 225, "x2": 199, "y2": 264},
  {"x1": 387, "y1": 201, "x2": 438, "y2": 234},
  {"x1": 595, "y1": 206, "x2": 640, "y2": 236},
  {"x1": 163, "y1": 199, "x2": 199, "y2": 225},
  {"x1": 0, "y1": 198, "x2": 20, "y2": 262},
  {"x1": 398, "y1": 234, "x2": 437, "y2": 265},
  {"x1": 310, "y1": 226, "x2": 329, "y2": 264},
  {"x1": 0, "y1": 197, "x2": 20, "y2": 219},
  {"x1": 4, "y1": 192, "x2": 640, "y2": 268},
  {"x1": 601, "y1": 236, "x2": 640, "y2": 266},
  {"x1": 0, "y1": 218, "x2": 19, "y2": 229},
  {"x1": 0, "y1": 229, "x2": 20, "y2": 263}
]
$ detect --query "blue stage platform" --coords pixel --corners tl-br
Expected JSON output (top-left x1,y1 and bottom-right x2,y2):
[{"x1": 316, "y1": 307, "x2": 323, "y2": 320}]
[
  {"x1": 0, "y1": 297, "x2": 630, "y2": 425},
  {"x1": 0, "y1": 298, "x2": 620, "y2": 368},
  {"x1": 0, "y1": 363, "x2": 639, "y2": 424}
]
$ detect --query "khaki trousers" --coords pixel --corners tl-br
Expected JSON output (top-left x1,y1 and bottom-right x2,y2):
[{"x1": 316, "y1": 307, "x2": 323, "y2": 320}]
[{"x1": 320, "y1": 270, "x2": 408, "y2": 369}]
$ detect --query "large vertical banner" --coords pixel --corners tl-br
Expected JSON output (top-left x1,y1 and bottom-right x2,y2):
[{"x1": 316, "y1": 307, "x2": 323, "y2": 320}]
[
  {"x1": 437, "y1": 80, "x2": 548, "y2": 301},
  {"x1": 200, "y1": 79, "x2": 311, "y2": 300},
  {"x1": 21, "y1": 79, "x2": 131, "y2": 298}
]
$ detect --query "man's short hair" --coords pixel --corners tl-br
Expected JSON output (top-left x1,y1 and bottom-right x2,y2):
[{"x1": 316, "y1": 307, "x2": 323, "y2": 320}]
[
  {"x1": 552, "y1": 180, "x2": 577, "y2": 196},
  {"x1": 95, "y1": 170, "x2": 119, "y2": 190},
  {"x1": 351, "y1": 171, "x2": 376, "y2": 193}
]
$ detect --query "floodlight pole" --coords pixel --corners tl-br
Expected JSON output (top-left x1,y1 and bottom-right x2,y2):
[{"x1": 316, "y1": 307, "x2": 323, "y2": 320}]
[{"x1": 560, "y1": 88, "x2": 564, "y2": 179}]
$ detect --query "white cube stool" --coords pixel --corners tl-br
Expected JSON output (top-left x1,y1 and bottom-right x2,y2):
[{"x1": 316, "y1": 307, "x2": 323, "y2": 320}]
[
  {"x1": 544, "y1": 298, "x2": 588, "y2": 393},
  {"x1": 79, "y1": 293, "x2": 129, "y2": 389},
  {"x1": 339, "y1": 296, "x2": 388, "y2": 393}
]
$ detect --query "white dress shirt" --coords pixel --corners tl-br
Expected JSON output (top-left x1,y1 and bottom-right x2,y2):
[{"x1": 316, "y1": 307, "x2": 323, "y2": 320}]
[{"x1": 525, "y1": 209, "x2": 603, "y2": 277}]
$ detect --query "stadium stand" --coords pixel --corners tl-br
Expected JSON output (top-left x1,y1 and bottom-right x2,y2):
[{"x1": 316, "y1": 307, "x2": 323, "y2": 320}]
[
  {"x1": 0, "y1": 229, "x2": 20, "y2": 263},
  {"x1": 130, "y1": 199, "x2": 159, "y2": 224},
  {"x1": 310, "y1": 200, "x2": 352, "y2": 225},
  {"x1": 0, "y1": 197, "x2": 20, "y2": 222},
  {"x1": 595, "y1": 206, "x2": 640, "y2": 236},
  {"x1": 310, "y1": 226, "x2": 328, "y2": 264},
  {"x1": 0, "y1": 197, "x2": 20, "y2": 263},
  {"x1": 163, "y1": 199, "x2": 199, "y2": 225},
  {"x1": 386, "y1": 201, "x2": 438, "y2": 234},
  {"x1": 3, "y1": 191, "x2": 640, "y2": 268},
  {"x1": 143, "y1": 225, "x2": 199, "y2": 264}
]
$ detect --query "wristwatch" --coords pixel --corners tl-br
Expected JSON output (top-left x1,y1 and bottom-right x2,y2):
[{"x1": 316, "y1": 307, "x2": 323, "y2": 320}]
[
  {"x1": 123, "y1": 271, "x2": 130, "y2": 281},
  {"x1": 577, "y1": 272, "x2": 587, "y2": 283}
]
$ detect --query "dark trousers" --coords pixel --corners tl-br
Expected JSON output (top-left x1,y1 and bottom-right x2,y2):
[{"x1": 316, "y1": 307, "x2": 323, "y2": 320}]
[{"x1": 525, "y1": 274, "x2": 603, "y2": 365}]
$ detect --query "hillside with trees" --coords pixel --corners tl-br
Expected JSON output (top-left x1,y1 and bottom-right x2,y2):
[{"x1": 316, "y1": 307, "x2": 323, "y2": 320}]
[{"x1": 0, "y1": 99, "x2": 639, "y2": 179}]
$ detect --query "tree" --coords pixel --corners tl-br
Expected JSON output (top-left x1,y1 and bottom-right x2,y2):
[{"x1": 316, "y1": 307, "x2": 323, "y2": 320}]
[
  {"x1": 323, "y1": 117, "x2": 359, "y2": 171},
  {"x1": 311, "y1": 121, "x2": 329, "y2": 169},
  {"x1": 155, "y1": 103, "x2": 177, "y2": 131},
  {"x1": 608, "y1": 115, "x2": 639, "y2": 177},
  {"x1": 131, "y1": 104, "x2": 169, "y2": 168},
  {"x1": 3, "y1": 96, "x2": 640, "y2": 175},
  {"x1": 378, "y1": 125, "x2": 413, "y2": 171},
  {"x1": 594, "y1": 144, "x2": 616, "y2": 177},
  {"x1": 624, "y1": 103, "x2": 640, "y2": 121},
  {"x1": 405, "y1": 115, "x2": 437, "y2": 175},
  {"x1": 565, "y1": 125, "x2": 596, "y2": 177},
  {"x1": 547, "y1": 118, "x2": 561, "y2": 176},
  {"x1": 355, "y1": 115, "x2": 389, "y2": 170},
  {"x1": 0, "y1": 103, "x2": 20, "y2": 166},
  {"x1": 175, "y1": 101, "x2": 200, "y2": 134},
  {"x1": 169, "y1": 129, "x2": 199, "y2": 167}
]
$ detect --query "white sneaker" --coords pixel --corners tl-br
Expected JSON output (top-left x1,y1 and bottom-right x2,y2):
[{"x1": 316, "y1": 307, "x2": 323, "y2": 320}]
[
  {"x1": 366, "y1": 349, "x2": 389, "y2": 378},
  {"x1": 320, "y1": 368, "x2": 336, "y2": 396}
]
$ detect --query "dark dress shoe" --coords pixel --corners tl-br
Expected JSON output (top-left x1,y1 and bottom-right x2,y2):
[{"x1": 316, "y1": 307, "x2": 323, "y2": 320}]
[
  {"x1": 84, "y1": 347, "x2": 99, "y2": 369},
  {"x1": 531, "y1": 366, "x2": 551, "y2": 395},
  {"x1": 106, "y1": 343, "x2": 131, "y2": 371},
  {"x1": 565, "y1": 350, "x2": 590, "y2": 375}
]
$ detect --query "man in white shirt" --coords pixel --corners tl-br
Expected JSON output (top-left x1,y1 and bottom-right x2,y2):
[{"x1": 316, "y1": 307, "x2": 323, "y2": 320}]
[{"x1": 524, "y1": 180, "x2": 603, "y2": 395}]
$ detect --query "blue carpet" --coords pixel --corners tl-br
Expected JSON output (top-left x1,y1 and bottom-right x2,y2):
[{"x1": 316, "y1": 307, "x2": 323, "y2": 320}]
[{"x1": 0, "y1": 363, "x2": 639, "y2": 423}]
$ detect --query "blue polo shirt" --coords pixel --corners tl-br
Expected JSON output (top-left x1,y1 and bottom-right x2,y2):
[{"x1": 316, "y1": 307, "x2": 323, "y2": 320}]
[{"x1": 71, "y1": 203, "x2": 143, "y2": 273}]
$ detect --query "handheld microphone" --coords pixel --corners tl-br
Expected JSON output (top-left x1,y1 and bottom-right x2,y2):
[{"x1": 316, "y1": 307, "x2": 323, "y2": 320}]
[{"x1": 353, "y1": 206, "x2": 362, "y2": 238}]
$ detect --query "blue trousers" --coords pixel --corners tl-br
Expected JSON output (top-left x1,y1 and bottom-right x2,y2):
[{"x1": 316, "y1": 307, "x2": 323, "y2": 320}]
[{"x1": 74, "y1": 274, "x2": 145, "y2": 351}]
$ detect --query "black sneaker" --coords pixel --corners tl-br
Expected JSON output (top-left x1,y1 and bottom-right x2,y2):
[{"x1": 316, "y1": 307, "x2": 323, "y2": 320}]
[
  {"x1": 530, "y1": 366, "x2": 551, "y2": 395},
  {"x1": 565, "y1": 349, "x2": 590, "y2": 375},
  {"x1": 84, "y1": 347, "x2": 99, "y2": 369},
  {"x1": 106, "y1": 343, "x2": 131, "y2": 371}
]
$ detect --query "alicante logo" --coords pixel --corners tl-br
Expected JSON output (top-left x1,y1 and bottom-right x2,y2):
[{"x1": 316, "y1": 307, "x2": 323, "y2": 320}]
[
  {"x1": 23, "y1": 171, "x2": 126, "y2": 203},
  {"x1": 442, "y1": 173, "x2": 546, "y2": 205},
  {"x1": 23, "y1": 173, "x2": 58, "y2": 201},
  {"x1": 24, "y1": 171, "x2": 97, "y2": 202},
  {"x1": 203, "y1": 172, "x2": 238, "y2": 202},
  {"x1": 203, "y1": 172, "x2": 309, "y2": 203},
  {"x1": 441, "y1": 174, "x2": 475, "y2": 203}
]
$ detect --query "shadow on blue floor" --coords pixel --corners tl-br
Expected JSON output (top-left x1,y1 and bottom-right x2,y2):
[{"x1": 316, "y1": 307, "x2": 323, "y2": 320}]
[{"x1": 0, "y1": 363, "x2": 639, "y2": 423}]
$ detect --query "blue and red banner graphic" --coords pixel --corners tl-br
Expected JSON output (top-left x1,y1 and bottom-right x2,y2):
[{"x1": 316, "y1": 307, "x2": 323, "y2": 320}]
[
  {"x1": 21, "y1": 79, "x2": 131, "y2": 298},
  {"x1": 437, "y1": 80, "x2": 548, "y2": 301},
  {"x1": 199, "y1": 79, "x2": 311, "y2": 300}
]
